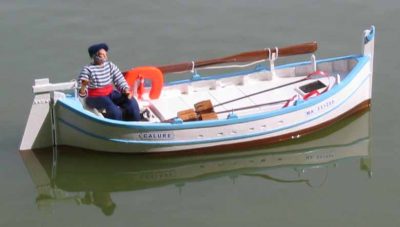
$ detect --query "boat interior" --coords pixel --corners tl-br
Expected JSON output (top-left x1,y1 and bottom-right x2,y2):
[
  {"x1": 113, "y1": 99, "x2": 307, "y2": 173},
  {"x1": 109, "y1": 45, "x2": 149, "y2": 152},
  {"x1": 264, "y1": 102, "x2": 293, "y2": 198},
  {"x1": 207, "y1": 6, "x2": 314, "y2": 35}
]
[
  {"x1": 77, "y1": 56, "x2": 359, "y2": 123},
  {"x1": 144, "y1": 57, "x2": 358, "y2": 122}
]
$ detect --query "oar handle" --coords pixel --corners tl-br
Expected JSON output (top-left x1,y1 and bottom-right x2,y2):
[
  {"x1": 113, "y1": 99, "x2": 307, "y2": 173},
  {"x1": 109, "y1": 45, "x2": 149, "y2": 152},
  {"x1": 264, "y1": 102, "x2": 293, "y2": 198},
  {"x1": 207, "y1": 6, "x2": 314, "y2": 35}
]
[{"x1": 157, "y1": 41, "x2": 317, "y2": 74}]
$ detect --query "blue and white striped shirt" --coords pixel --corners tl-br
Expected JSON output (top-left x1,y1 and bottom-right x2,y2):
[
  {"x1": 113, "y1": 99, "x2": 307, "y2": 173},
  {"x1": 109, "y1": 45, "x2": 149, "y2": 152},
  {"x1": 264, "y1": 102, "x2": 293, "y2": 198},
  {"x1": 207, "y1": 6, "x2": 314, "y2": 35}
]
[{"x1": 78, "y1": 61, "x2": 129, "y2": 92}]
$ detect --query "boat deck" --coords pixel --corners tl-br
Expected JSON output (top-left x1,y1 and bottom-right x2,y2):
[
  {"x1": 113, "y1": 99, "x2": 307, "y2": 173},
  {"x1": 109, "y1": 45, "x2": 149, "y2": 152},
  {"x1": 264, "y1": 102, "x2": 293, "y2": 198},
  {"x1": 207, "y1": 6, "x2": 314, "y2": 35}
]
[{"x1": 148, "y1": 73, "x2": 335, "y2": 121}]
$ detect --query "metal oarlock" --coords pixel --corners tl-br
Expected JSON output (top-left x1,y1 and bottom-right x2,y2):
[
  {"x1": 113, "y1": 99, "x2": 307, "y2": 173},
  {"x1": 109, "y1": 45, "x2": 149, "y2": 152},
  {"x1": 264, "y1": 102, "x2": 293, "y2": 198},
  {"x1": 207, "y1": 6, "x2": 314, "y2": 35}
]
[
  {"x1": 267, "y1": 47, "x2": 279, "y2": 78},
  {"x1": 311, "y1": 54, "x2": 317, "y2": 72},
  {"x1": 190, "y1": 60, "x2": 201, "y2": 81}
]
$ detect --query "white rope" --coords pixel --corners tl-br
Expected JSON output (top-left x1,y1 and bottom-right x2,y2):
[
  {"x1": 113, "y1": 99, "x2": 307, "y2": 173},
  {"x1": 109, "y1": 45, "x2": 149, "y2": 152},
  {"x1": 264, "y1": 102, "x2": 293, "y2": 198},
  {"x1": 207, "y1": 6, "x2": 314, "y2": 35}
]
[{"x1": 199, "y1": 59, "x2": 266, "y2": 70}]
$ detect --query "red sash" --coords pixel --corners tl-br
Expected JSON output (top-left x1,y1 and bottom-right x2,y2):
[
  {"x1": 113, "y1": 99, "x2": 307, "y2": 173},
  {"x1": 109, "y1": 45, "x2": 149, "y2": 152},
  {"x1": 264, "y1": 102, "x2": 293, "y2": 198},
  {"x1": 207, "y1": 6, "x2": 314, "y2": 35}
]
[{"x1": 88, "y1": 84, "x2": 113, "y2": 97}]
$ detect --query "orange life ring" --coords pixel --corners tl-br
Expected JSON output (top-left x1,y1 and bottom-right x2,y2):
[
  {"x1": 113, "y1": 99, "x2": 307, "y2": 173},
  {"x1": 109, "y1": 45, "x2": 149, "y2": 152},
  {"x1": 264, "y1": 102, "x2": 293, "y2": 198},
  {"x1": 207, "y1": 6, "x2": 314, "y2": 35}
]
[{"x1": 123, "y1": 66, "x2": 164, "y2": 100}]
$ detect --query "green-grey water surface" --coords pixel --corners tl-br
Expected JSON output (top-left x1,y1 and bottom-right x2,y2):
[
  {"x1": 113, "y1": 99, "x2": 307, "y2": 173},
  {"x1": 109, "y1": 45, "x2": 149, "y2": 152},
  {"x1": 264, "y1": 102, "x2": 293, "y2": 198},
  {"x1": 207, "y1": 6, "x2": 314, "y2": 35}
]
[{"x1": 1, "y1": 0, "x2": 399, "y2": 226}]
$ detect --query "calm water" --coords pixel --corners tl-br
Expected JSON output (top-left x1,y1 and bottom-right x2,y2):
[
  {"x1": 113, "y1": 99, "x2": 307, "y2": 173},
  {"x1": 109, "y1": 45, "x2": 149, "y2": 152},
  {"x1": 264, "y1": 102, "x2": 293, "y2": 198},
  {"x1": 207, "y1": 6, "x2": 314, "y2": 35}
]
[{"x1": 1, "y1": 0, "x2": 400, "y2": 226}]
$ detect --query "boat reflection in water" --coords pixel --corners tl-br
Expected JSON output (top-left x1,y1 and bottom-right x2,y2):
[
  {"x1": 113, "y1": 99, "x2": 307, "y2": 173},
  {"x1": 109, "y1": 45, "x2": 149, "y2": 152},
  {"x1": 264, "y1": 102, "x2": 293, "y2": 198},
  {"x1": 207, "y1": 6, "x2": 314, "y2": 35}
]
[{"x1": 20, "y1": 111, "x2": 372, "y2": 216}]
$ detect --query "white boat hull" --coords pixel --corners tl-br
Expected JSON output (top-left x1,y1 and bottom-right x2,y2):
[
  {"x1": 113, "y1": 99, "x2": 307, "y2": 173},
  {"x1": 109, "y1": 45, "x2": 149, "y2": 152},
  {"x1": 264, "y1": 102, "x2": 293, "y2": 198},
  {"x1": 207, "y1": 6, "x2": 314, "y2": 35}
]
[{"x1": 56, "y1": 64, "x2": 371, "y2": 153}]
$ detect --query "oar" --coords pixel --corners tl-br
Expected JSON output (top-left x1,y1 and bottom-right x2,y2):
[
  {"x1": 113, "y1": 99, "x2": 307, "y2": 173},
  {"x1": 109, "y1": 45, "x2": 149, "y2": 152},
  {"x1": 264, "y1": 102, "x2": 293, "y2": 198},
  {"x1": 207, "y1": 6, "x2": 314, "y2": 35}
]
[
  {"x1": 213, "y1": 77, "x2": 307, "y2": 108},
  {"x1": 215, "y1": 99, "x2": 291, "y2": 114},
  {"x1": 157, "y1": 41, "x2": 318, "y2": 74},
  {"x1": 212, "y1": 70, "x2": 327, "y2": 108},
  {"x1": 190, "y1": 70, "x2": 327, "y2": 117},
  {"x1": 170, "y1": 98, "x2": 292, "y2": 123}
]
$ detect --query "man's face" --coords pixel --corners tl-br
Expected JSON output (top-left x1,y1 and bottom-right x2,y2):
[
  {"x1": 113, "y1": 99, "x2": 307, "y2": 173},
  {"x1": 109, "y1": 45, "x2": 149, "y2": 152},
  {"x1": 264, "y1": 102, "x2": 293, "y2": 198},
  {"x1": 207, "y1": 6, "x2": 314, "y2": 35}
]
[{"x1": 94, "y1": 48, "x2": 108, "y2": 64}]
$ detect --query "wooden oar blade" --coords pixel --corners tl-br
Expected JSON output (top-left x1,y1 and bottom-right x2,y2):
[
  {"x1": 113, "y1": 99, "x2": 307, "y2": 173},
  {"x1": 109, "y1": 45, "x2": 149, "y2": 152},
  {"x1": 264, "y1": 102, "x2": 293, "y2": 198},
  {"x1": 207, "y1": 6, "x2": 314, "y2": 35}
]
[
  {"x1": 278, "y1": 41, "x2": 318, "y2": 57},
  {"x1": 203, "y1": 41, "x2": 318, "y2": 64},
  {"x1": 157, "y1": 41, "x2": 318, "y2": 74},
  {"x1": 157, "y1": 63, "x2": 192, "y2": 74}
]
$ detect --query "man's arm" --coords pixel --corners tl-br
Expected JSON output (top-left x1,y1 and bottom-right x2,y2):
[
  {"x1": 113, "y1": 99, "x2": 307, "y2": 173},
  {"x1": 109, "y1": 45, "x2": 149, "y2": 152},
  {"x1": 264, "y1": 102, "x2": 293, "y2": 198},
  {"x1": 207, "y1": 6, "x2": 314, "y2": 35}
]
[{"x1": 79, "y1": 80, "x2": 88, "y2": 97}]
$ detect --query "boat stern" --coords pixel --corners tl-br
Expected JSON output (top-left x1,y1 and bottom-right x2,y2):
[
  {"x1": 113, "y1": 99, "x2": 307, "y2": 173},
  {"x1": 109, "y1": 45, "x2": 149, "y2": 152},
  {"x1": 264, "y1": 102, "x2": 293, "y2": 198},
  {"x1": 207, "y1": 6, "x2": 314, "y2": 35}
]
[{"x1": 20, "y1": 78, "x2": 76, "y2": 150}]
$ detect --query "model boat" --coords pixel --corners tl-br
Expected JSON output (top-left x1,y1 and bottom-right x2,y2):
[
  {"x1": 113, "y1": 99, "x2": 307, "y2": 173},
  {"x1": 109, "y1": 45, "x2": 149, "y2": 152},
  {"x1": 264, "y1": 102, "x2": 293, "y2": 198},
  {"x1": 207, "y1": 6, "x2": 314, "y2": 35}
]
[{"x1": 20, "y1": 26, "x2": 375, "y2": 153}]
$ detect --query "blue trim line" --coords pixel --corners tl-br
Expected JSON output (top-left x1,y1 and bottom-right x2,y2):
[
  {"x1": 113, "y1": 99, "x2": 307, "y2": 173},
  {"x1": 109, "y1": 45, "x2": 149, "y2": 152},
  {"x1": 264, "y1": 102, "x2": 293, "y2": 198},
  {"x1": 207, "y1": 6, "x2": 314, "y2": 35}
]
[
  {"x1": 58, "y1": 118, "x2": 122, "y2": 143},
  {"x1": 164, "y1": 54, "x2": 362, "y2": 86}
]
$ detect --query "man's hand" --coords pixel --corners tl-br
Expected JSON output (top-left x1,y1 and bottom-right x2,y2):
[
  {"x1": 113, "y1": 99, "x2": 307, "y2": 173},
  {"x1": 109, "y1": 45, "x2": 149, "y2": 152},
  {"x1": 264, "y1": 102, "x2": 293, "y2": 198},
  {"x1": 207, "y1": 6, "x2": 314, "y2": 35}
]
[
  {"x1": 123, "y1": 88, "x2": 133, "y2": 99},
  {"x1": 79, "y1": 80, "x2": 88, "y2": 97}
]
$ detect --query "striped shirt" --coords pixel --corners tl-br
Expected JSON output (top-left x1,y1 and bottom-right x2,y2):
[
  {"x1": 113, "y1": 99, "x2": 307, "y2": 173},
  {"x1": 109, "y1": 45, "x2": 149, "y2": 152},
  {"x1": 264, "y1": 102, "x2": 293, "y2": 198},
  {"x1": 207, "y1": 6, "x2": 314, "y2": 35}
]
[{"x1": 78, "y1": 61, "x2": 129, "y2": 92}]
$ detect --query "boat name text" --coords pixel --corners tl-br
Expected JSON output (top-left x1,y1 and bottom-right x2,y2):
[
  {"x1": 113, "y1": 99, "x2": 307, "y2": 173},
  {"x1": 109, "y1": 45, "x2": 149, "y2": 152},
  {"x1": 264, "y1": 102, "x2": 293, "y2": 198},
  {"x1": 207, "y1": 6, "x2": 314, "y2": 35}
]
[{"x1": 139, "y1": 132, "x2": 175, "y2": 140}]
